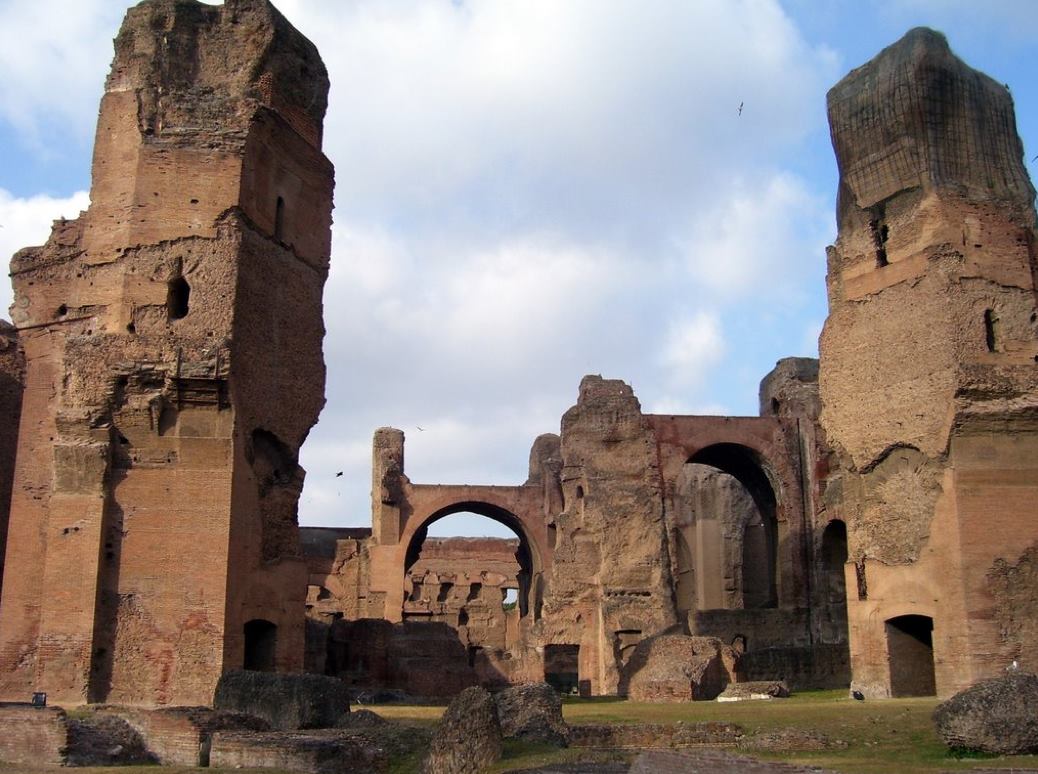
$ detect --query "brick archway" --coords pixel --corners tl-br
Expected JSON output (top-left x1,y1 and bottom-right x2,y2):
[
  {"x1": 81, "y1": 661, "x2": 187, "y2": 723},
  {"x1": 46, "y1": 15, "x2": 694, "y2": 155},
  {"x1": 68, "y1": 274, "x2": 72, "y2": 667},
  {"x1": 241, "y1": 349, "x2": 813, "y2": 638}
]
[{"x1": 647, "y1": 414, "x2": 809, "y2": 609}]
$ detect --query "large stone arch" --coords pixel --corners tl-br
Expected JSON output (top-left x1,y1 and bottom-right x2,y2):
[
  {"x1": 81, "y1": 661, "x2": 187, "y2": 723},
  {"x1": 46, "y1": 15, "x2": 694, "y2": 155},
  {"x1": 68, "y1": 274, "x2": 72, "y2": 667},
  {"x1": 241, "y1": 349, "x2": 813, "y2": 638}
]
[
  {"x1": 366, "y1": 479, "x2": 551, "y2": 624},
  {"x1": 400, "y1": 492, "x2": 549, "y2": 620},
  {"x1": 647, "y1": 415, "x2": 809, "y2": 611}
]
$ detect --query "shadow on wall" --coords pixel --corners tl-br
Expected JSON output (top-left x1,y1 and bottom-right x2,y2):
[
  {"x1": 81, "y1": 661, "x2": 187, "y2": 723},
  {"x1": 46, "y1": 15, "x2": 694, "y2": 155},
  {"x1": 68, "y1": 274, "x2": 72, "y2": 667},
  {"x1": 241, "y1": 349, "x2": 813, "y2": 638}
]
[{"x1": 306, "y1": 618, "x2": 508, "y2": 698}]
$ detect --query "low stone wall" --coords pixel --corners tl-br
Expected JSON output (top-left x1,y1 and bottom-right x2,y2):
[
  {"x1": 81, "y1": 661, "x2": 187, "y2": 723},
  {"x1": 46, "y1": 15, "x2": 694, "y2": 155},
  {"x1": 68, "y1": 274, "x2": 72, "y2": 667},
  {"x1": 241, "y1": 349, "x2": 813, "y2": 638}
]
[
  {"x1": 210, "y1": 729, "x2": 387, "y2": 774},
  {"x1": 0, "y1": 704, "x2": 69, "y2": 767},
  {"x1": 97, "y1": 705, "x2": 268, "y2": 766},
  {"x1": 568, "y1": 721, "x2": 744, "y2": 749}
]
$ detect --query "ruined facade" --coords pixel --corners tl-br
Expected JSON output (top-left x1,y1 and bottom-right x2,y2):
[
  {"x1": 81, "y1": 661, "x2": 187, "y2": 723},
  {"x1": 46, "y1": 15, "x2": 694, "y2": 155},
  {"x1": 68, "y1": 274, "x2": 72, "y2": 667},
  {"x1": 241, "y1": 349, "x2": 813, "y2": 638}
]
[
  {"x1": 0, "y1": 0, "x2": 333, "y2": 705},
  {"x1": 1, "y1": 3, "x2": 1034, "y2": 710},
  {"x1": 303, "y1": 364, "x2": 851, "y2": 696},
  {"x1": 819, "y1": 28, "x2": 1038, "y2": 698}
]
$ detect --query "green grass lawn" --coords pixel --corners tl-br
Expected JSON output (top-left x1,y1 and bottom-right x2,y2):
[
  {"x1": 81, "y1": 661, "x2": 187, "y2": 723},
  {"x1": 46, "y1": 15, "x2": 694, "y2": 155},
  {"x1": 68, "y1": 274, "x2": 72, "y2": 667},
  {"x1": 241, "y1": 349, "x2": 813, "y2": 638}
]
[
  {"x1": 4, "y1": 691, "x2": 1036, "y2": 773},
  {"x1": 378, "y1": 690, "x2": 1038, "y2": 773}
]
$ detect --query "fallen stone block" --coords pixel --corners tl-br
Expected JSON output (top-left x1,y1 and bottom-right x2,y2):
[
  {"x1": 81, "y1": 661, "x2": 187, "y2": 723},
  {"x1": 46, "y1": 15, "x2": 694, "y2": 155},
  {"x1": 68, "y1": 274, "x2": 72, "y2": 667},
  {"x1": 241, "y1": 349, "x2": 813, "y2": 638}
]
[
  {"x1": 717, "y1": 680, "x2": 790, "y2": 702},
  {"x1": 495, "y1": 682, "x2": 568, "y2": 746},
  {"x1": 933, "y1": 672, "x2": 1038, "y2": 755},
  {"x1": 214, "y1": 670, "x2": 350, "y2": 730},
  {"x1": 421, "y1": 686, "x2": 502, "y2": 774}
]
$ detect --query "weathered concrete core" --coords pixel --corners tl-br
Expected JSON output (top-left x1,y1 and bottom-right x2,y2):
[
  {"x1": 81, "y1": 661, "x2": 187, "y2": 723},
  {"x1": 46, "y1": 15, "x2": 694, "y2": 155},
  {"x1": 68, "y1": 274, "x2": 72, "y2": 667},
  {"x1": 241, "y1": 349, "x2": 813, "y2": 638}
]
[{"x1": 820, "y1": 27, "x2": 1038, "y2": 698}]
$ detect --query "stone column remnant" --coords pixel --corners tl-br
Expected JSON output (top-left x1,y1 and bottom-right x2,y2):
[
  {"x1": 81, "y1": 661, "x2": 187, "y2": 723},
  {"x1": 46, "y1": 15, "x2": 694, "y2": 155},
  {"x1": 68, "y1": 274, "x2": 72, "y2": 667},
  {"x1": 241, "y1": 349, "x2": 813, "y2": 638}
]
[{"x1": 0, "y1": 0, "x2": 334, "y2": 705}]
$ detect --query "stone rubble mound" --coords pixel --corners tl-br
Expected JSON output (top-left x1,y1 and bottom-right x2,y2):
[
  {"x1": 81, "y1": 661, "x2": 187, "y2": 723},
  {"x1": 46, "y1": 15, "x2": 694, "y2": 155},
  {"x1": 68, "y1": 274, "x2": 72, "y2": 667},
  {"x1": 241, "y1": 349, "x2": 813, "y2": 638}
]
[
  {"x1": 494, "y1": 682, "x2": 569, "y2": 746},
  {"x1": 717, "y1": 680, "x2": 790, "y2": 701},
  {"x1": 421, "y1": 686, "x2": 502, "y2": 774},
  {"x1": 933, "y1": 672, "x2": 1038, "y2": 755}
]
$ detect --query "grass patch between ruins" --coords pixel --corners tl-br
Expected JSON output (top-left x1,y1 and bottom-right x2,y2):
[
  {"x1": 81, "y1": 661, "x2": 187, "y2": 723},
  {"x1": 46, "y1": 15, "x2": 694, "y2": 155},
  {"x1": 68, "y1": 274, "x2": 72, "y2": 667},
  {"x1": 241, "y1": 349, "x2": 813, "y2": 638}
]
[{"x1": 376, "y1": 689, "x2": 1038, "y2": 773}]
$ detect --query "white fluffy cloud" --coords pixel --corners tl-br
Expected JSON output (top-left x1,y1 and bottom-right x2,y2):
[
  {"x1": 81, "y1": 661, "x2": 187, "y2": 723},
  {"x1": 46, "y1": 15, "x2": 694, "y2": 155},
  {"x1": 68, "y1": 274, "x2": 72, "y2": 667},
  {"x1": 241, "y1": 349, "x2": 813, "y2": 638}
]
[
  {"x1": 0, "y1": 1, "x2": 122, "y2": 149},
  {"x1": 0, "y1": 189, "x2": 90, "y2": 316}
]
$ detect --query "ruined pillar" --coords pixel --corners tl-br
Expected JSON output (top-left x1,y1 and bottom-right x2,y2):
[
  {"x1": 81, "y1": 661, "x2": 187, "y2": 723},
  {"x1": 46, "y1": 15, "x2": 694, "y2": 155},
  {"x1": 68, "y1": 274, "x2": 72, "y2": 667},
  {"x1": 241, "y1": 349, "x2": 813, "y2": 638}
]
[
  {"x1": 541, "y1": 376, "x2": 678, "y2": 695},
  {"x1": 0, "y1": 0, "x2": 333, "y2": 705},
  {"x1": 819, "y1": 29, "x2": 1038, "y2": 697},
  {"x1": 371, "y1": 427, "x2": 406, "y2": 546}
]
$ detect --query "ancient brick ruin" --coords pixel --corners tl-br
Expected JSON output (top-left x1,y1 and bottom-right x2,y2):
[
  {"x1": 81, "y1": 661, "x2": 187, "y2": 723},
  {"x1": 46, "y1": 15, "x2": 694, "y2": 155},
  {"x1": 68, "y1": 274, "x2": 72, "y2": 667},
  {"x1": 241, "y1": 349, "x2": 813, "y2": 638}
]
[
  {"x1": 820, "y1": 28, "x2": 1038, "y2": 698},
  {"x1": 0, "y1": 0, "x2": 333, "y2": 706},
  {"x1": 0, "y1": 1, "x2": 1035, "y2": 716}
]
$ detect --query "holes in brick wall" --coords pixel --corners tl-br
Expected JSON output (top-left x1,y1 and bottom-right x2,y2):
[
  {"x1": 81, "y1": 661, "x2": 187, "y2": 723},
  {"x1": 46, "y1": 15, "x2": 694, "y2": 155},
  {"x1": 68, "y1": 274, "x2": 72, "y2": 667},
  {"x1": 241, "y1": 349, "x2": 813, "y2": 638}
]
[
  {"x1": 274, "y1": 195, "x2": 286, "y2": 241},
  {"x1": 984, "y1": 309, "x2": 1001, "y2": 352},
  {"x1": 167, "y1": 276, "x2": 190, "y2": 320},
  {"x1": 56, "y1": 304, "x2": 68, "y2": 318},
  {"x1": 870, "y1": 220, "x2": 889, "y2": 266}
]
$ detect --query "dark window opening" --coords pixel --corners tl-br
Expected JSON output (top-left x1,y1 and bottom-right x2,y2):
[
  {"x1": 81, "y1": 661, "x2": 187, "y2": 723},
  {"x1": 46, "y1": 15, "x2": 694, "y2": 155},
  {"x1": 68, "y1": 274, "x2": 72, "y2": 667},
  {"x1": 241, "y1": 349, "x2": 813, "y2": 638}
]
[
  {"x1": 243, "y1": 619, "x2": 277, "y2": 672},
  {"x1": 544, "y1": 644, "x2": 580, "y2": 694},
  {"x1": 437, "y1": 582, "x2": 453, "y2": 603},
  {"x1": 575, "y1": 485, "x2": 584, "y2": 500},
  {"x1": 984, "y1": 309, "x2": 1000, "y2": 352},
  {"x1": 822, "y1": 520, "x2": 848, "y2": 604},
  {"x1": 274, "y1": 196, "x2": 286, "y2": 241},
  {"x1": 167, "y1": 276, "x2": 190, "y2": 320},
  {"x1": 886, "y1": 615, "x2": 936, "y2": 697},
  {"x1": 467, "y1": 583, "x2": 482, "y2": 601},
  {"x1": 770, "y1": 397, "x2": 781, "y2": 414},
  {"x1": 458, "y1": 609, "x2": 469, "y2": 627}
]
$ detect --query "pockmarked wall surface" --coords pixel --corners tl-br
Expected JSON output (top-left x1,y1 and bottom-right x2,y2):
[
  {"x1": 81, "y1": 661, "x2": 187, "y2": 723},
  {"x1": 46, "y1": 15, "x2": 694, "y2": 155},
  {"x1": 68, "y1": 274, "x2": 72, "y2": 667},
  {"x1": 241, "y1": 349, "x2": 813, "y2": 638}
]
[
  {"x1": 0, "y1": 0, "x2": 333, "y2": 706},
  {"x1": 820, "y1": 28, "x2": 1038, "y2": 698}
]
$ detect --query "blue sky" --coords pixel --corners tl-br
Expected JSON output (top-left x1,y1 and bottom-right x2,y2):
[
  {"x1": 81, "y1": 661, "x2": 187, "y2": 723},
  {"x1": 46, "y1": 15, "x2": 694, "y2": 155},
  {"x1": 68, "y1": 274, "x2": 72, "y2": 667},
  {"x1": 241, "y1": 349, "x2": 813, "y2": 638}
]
[{"x1": 1, "y1": 0, "x2": 1035, "y2": 538}]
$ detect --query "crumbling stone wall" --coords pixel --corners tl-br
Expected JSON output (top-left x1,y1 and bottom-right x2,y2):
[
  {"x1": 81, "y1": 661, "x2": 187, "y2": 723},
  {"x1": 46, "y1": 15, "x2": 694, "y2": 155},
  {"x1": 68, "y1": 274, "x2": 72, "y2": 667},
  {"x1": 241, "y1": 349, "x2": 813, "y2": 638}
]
[
  {"x1": 0, "y1": 321, "x2": 24, "y2": 600},
  {"x1": 819, "y1": 28, "x2": 1038, "y2": 697},
  {"x1": 0, "y1": 0, "x2": 333, "y2": 706}
]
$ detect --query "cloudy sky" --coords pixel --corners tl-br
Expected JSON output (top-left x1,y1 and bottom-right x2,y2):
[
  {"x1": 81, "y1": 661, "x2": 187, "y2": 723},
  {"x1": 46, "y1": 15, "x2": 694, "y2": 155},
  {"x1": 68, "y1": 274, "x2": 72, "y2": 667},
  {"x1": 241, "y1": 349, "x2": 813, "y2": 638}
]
[{"x1": 1, "y1": 0, "x2": 1036, "y2": 537}]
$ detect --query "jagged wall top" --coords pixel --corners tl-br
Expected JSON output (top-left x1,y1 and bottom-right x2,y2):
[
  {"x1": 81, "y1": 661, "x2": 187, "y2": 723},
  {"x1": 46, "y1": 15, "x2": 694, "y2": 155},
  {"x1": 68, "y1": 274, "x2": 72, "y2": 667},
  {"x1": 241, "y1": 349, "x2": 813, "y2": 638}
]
[
  {"x1": 109, "y1": 0, "x2": 329, "y2": 148},
  {"x1": 827, "y1": 27, "x2": 1035, "y2": 225}
]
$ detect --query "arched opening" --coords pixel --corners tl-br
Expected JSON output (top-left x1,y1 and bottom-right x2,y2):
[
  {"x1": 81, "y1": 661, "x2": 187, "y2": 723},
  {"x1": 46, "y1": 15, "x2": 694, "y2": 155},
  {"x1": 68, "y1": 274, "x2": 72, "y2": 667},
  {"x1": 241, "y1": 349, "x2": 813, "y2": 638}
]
[
  {"x1": 403, "y1": 505, "x2": 537, "y2": 688},
  {"x1": 821, "y1": 520, "x2": 848, "y2": 604},
  {"x1": 886, "y1": 614, "x2": 936, "y2": 697},
  {"x1": 674, "y1": 444, "x2": 779, "y2": 614},
  {"x1": 243, "y1": 619, "x2": 277, "y2": 672}
]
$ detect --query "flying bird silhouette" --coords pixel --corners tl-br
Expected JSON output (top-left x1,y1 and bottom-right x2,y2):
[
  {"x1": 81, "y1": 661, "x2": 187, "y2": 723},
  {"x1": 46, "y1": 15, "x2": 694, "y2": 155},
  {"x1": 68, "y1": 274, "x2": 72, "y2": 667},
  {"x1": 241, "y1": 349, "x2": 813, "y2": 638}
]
[
  {"x1": 416, "y1": 426, "x2": 425, "y2": 432},
  {"x1": 738, "y1": 101, "x2": 744, "y2": 116},
  {"x1": 335, "y1": 471, "x2": 343, "y2": 477}
]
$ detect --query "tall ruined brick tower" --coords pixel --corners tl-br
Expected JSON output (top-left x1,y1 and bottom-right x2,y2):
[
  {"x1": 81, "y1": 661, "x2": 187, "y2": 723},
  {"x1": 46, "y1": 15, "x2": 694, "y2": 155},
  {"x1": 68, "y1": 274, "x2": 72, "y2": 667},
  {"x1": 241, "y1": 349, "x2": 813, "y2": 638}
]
[
  {"x1": 0, "y1": 0, "x2": 333, "y2": 705},
  {"x1": 819, "y1": 29, "x2": 1038, "y2": 698}
]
